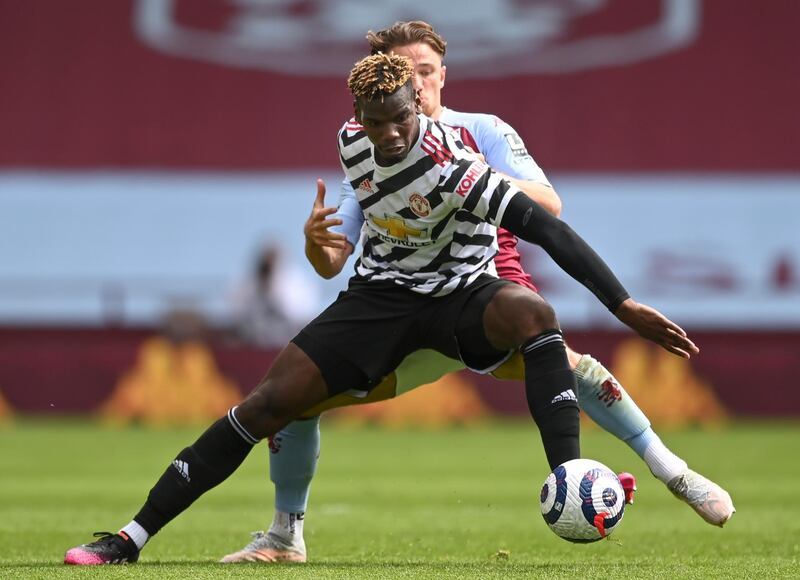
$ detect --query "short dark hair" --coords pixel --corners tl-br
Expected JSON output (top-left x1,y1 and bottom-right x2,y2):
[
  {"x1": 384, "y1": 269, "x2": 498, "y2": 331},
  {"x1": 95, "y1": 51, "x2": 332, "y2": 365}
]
[
  {"x1": 366, "y1": 20, "x2": 447, "y2": 58},
  {"x1": 347, "y1": 53, "x2": 414, "y2": 102}
]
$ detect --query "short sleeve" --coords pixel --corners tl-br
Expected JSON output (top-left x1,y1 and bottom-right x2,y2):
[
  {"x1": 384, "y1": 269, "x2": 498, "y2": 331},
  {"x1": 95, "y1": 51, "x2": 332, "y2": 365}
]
[{"x1": 479, "y1": 117, "x2": 551, "y2": 185}]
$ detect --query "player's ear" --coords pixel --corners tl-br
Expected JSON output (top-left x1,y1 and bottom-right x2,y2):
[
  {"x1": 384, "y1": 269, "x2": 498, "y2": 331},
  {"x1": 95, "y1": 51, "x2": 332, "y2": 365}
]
[
  {"x1": 353, "y1": 99, "x2": 362, "y2": 123},
  {"x1": 415, "y1": 89, "x2": 422, "y2": 113},
  {"x1": 440, "y1": 64, "x2": 446, "y2": 89}
]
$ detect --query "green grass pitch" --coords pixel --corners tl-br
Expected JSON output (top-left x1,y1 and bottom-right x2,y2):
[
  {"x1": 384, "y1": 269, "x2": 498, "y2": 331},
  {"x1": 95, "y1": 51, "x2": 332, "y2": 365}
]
[{"x1": 1, "y1": 419, "x2": 799, "y2": 579}]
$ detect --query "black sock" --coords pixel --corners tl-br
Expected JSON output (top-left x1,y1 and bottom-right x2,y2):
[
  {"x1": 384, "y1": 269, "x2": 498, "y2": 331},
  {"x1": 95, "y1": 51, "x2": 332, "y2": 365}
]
[
  {"x1": 521, "y1": 330, "x2": 580, "y2": 470},
  {"x1": 133, "y1": 408, "x2": 257, "y2": 535}
]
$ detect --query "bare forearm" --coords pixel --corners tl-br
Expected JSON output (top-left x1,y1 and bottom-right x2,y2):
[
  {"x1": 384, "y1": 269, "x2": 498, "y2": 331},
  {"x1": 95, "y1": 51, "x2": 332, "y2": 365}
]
[
  {"x1": 505, "y1": 177, "x2": 562, "y2": 217},
  {"x1": 305, "y1": 240, "x2": 352, "y2": 279},
  {"x1": 304, "y1": 179, "x2": 352, "y2": 278}
]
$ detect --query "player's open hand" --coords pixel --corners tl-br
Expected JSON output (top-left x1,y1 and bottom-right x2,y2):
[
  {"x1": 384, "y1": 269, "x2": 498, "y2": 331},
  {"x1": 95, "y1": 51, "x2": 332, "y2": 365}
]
[
  {"x1": 304, "y1": 179, "x2": 347, "y2": 250},
  {"x1": 614, "y1": 298, "x2": 699, "y2": 358}
]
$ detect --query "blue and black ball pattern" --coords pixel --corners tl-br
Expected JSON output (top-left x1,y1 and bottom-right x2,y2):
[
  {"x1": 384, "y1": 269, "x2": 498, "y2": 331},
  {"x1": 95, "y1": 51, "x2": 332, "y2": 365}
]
[
  {"x1": 541, "y1": 465, "x2": 568, "y2": 525},
  {"x1": 540, "y1": 459, "x2": 626, "y2": 543},
  {"x1": 579, "y1": 468, "x2": 624, "y2": 531}
]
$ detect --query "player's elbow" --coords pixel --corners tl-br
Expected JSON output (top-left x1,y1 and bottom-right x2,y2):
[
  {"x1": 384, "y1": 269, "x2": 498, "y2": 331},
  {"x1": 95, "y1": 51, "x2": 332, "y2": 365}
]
[
  {"x1": 317, "y1": 266, "x2": 340, "y2": 280},
  {"x1": 548, "y1": 195, "x2": 563, "y2": 218},
  {"x1": 517, "y1": 180, "x2": 562, "y2": 218},
  {"x1": 544, "y1": 187, "x2": 563, "y2": 218}
]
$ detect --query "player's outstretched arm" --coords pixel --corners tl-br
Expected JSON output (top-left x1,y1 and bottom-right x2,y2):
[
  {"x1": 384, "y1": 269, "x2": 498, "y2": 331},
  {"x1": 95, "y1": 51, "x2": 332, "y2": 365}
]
[
  {"x1": 304, "y1": 179, "x2": 352, "y2": 279},
  {"x1": 499, "y1": 191, "x2": 698, "y2": 358}
]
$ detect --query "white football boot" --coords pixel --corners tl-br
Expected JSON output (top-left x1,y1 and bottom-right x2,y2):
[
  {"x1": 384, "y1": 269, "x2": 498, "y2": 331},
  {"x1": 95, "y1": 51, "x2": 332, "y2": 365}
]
[
  {"x1": 668, "y1": 469, "x2": 736, "y2": 527},
  {"x1": 220, "y1": 530, "x2": 307, "y2": 563}
]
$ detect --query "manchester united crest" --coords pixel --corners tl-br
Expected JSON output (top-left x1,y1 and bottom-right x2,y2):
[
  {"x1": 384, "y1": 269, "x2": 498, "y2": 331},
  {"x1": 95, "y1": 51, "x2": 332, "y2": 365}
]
[{"x1": 409, "y1": 193, "x2": 431, "y2": 217}]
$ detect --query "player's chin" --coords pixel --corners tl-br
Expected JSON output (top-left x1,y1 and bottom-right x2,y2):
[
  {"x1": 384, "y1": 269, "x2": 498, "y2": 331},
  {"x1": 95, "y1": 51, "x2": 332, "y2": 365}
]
[{"x1": 380, "y1": 145, "x2": 408, "y2": 162}]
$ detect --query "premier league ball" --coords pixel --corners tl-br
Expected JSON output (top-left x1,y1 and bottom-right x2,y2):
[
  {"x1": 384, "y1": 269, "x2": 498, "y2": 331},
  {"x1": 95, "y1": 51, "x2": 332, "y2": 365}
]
[{"x1": 539, "y1": 458, "x2": 626, "y2": 542}]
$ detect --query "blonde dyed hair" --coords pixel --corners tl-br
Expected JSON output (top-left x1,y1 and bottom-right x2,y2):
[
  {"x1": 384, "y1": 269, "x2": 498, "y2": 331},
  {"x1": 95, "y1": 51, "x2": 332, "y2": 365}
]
[{"x1": 347, "y1": 52, "x2": 414, "y2": 102}]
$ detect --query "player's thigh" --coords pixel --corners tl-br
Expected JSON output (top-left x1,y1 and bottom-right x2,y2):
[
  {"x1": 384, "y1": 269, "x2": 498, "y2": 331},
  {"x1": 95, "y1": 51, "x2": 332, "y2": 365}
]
[
  {"x1": 482, "y1": 284, "x2": 557, "y2": 349},
  {"x1": 394, "y1": 349, "x2": 466, "y2": 395},
  {"x1": 491, "y1": 351, "x2": 525, "y2": 381},
  {"x1": 440, "y1": 278, "x2": 516, "y2": 374},
  {"x1": 292, "y1": 282, "x2": 426, "y2": 396},
  {"x1": 300, "y1": 349, "x2": 467, "y2": 418}
]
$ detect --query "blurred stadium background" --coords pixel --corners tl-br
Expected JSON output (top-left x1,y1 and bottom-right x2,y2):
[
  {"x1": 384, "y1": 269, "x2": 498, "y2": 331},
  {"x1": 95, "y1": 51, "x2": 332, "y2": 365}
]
[
  {"x1": 2, "y1": 2, "x2": 800, "y2": 576},
  {"x1": 1, "y1": 0, "x2": 798, "y2": 426}
]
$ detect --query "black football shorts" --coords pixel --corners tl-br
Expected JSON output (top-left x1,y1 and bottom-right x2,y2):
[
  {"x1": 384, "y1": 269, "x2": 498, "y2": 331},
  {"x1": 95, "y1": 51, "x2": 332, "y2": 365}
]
[{"x1": 291, "y1": 274, "x2": 514, "y2": 395}]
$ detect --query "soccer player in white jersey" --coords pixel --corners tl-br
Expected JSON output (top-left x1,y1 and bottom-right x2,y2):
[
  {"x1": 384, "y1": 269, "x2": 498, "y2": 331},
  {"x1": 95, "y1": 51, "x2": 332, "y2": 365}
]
[
  {"x1": 65, "y1": 52, "x2": 700, "y2": 566},
  {"x1": 220, "y1": 21, "x2": 735, "y2": 564}
]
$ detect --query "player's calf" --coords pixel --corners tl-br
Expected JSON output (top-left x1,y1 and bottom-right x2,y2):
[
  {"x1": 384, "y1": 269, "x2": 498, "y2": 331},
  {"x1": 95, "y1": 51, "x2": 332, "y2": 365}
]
[{"x1": 520, "y1": 329, "x2": 581, "y2": 469}]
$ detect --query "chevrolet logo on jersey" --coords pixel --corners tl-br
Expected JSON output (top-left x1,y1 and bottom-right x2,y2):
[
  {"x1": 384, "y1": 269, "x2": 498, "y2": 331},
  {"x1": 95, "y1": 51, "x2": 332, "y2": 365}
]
[{"x1": 370, "y1": 215, "x2": 432, "y2": 247}]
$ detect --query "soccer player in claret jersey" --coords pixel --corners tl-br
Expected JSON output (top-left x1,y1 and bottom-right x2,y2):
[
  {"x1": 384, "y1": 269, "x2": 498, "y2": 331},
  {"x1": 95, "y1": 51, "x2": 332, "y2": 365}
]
[
  {"x1": 65, "y1": 52, "x2": 700, "y2": 566},
  {"x1": 219, "y1": 21, "x2": 735, "y2": 564}
]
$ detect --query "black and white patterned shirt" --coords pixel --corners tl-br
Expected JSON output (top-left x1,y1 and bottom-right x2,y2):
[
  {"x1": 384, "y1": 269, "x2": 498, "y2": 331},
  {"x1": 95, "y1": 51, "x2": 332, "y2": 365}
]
[{"x1": 338, "y1": 115, "x2": 523, "y2": 296}]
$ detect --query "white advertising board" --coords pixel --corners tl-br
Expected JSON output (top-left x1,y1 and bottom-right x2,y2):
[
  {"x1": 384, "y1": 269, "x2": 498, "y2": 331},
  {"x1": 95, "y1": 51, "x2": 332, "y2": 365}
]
[{"x1": 0, "y1": 172, "x2": 797, "y2": 328}]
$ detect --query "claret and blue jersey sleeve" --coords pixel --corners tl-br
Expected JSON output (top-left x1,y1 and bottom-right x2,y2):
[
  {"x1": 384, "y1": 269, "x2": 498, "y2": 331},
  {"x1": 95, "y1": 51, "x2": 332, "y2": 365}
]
[
  {"x1": 438, "y1": 109, "x2": 551, "y2": 185},
  {"x1": 436, "y1": 129, "x2": 523, "y2": 227}
]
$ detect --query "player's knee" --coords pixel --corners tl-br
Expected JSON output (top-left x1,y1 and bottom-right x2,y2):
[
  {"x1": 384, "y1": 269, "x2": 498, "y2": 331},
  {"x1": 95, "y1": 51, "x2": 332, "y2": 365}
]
[
  {"x1": 566, "y1": 346, "x2": 583, "y2": 369},
  {"x1": 530, "y1": 297, "x2": 558, "y2": 331},
  {"x1": 485, "y1": 286, "x2": 559, "y2": 347},
  {"x1": 236, "y1": 389, "x2": 296, "y2": 440},
  {"x1": 511, "y1": 292, "x2": 558, "y2": 341}
]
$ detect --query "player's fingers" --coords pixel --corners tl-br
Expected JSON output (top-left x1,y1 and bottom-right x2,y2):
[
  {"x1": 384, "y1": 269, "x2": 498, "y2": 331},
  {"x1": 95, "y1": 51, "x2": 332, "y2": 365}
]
[
  {"x1": 317, "y1": 207, "x2": 340, "y2": 219},
  {"x1": 310, "y1": 208, "x2": 338, "y2": 223},
  {"x1": 314, "y1": 178, "x2": 326, "y2": 207},
  {"x1": 310, "y1": 218, "x2": 343, "y2": 231},
  {"x1": 636, "y1": 323, "x2": 697, "y2": 357},
  {"x1": 309, "y1": 229, "x2": 346, "y2": 244},
  {"x1": 640, "y1": 305, "x2": 687, "y2": 337},
  {"x1": 665, "y1": 335, "x2": 699, "y2": 355},
  {"x1": 323, "y1": 232, "x2": 347, "y2": 242},
  {"x1": 311, "y1": 233, "x2": 347, "y2": 248},
  {"x1": 661, "y1": 319, "x2": 688, "y2": 337},
  {"x1": 319, "y1": 239, "x2": 347, "y2": 249},
  {"x1": 666, "y1": 329, "x2": 699, "y2": 353},
  {"x1": 314, "y1": 226, "x2": 345, "y2": 238},
  {"x1": 661, "y1": 343, "x2": 692, "y2": 359}
]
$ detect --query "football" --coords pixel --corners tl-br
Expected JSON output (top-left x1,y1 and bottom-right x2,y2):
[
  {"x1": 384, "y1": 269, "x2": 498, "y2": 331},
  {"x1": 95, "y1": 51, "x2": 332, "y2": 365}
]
[{"x1": 539, "y1": 458, "x2": 625, "y2": 542}]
